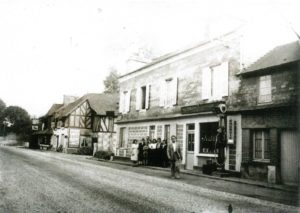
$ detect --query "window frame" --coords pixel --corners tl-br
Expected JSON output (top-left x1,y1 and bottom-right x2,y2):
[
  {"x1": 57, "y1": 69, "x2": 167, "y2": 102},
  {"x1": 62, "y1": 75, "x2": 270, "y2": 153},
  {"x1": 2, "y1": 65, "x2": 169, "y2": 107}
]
[
  {"x1": 253, "y1": 129, "x2": 270, "y2": 162},
  {"x1": 258, "y1": 75, "x2": 272, "y2": 104},
  {"x1": 186, "y1": 124, "x2": 195, "y2": 152}
]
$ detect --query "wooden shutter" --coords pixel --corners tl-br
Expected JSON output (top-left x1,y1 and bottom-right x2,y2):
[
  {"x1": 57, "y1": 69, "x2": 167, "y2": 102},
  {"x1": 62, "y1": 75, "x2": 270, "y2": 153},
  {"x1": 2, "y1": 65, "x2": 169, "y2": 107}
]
[
  {"x1": 221, "y1": 62, "x2": 229, "y2": 97},
  {"x1": 125, "y1": 90, "x2": 131, "y2": 113},
  {"x1": 171, "y1": 78, "x2": 178, "y2": 106},
  {"x1": 212, "y1": 65, "x2": 223, "y2": 100},
  {"x1": 119, "y1": 92, "x2": 124, "y2": 113},
  {"x1": 135, "y1": 87, "x2": 141, "y2": 111},
  {"x1": 202, "y1": 67, "x2": 211, "y2": 100},
  {"x1": 159, "y1": 80, "x2": 166, "y2": 107},
  {"x1": 145, "y1": 84, "x2": 150, "y2": 109}
]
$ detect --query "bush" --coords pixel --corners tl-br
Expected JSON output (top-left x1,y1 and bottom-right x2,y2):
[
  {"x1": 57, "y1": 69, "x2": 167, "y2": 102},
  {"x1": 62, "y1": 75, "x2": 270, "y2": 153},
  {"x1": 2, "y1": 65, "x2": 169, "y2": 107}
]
[
  {"x1": 77, "y1": 147, "x2": 93, "y2": 155},
  {"x1": 94, "y1": 150, "x2": 114, "y2": 160}
]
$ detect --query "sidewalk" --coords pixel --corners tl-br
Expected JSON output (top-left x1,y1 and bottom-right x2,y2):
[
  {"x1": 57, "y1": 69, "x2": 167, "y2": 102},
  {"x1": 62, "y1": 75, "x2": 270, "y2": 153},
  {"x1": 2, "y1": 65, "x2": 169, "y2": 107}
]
[{"x1": 88, "y1": 156, "x2": 298, "y2": 193}]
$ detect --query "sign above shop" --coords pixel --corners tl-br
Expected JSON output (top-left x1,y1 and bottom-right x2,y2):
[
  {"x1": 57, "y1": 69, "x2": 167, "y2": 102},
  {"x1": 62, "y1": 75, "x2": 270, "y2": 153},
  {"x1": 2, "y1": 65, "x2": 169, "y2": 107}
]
[{"x1": 181, "y1": 101, "x2": 225, "y2": 114}]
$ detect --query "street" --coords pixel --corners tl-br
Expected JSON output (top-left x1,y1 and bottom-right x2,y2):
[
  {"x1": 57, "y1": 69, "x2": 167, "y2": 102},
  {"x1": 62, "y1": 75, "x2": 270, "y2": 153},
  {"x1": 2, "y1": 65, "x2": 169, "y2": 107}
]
[{"x1": 0, "y1": 146, "x2": 298, "y2": 213}]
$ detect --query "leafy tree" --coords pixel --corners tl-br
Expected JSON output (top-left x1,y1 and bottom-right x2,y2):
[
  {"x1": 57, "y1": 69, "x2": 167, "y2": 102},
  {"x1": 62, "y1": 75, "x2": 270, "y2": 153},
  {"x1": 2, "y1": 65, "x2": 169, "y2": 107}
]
[
  {"x1": 3, "y1": 106, "x2": 31, "y2": 137},
  {"x1": 103, "y1": 68, "x2": 119, "y2": 94},
  {"x1": 0, "y1": 98, "x2": 6, "y2": 122}
]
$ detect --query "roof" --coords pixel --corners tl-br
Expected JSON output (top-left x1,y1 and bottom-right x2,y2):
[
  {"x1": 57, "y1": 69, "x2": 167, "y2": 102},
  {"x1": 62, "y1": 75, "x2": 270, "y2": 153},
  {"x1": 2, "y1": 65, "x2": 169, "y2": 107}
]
[
  {"x1": 243, "y1": 40, "x2": 300, "y2": 74},
  {"x1": 45, "y1": 104, "x2": 63, "y2": 117},
  {"x1": 55, "y1": 93, "x2": 118, "y2": 118},
  {"x1": 119, "y1": 27, "x2": 242, "y2": 79}
]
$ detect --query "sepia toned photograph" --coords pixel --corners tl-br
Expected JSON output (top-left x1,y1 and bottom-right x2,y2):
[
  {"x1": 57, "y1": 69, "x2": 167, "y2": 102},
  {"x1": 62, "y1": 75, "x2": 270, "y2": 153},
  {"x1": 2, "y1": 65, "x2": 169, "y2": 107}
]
[{"x1": 0, "y1": 0, "x2": 299, "y2": 212}]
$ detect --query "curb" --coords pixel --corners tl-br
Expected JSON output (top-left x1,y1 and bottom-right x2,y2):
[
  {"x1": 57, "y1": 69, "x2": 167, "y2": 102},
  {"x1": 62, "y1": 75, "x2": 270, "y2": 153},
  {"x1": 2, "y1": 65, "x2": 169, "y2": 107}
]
[{"x1": 87, "y1": 157, "x2": 297, "y2": 193}]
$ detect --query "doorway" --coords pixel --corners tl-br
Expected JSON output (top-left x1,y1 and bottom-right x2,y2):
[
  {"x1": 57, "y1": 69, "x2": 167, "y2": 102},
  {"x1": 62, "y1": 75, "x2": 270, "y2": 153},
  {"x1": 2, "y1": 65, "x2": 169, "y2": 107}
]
[
  {"x1": 164, "y1": 125, "x2": 170, "y2": 143},
  {"x1": 186, "y1": 124, "x2": 195, "y2": 170},
  {"x1": 281, "y1": 130, "x2": 299, "y2": 185}
]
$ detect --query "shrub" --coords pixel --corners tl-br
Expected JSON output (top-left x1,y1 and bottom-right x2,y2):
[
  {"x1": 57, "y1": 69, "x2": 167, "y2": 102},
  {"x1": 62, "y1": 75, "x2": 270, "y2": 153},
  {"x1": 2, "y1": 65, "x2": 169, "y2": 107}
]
[
  {"x1": 77, "y1": 147, "x2": 93, "y2": 155},
  {"x1": 94, "y1": 150, "x2": 114, "y2": 160}
]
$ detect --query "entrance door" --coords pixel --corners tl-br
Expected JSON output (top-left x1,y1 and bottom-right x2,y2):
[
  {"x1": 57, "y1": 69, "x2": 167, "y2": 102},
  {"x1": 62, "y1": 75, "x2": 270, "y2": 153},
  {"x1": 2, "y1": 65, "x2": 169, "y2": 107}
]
[
  {"x1": 281, "y1": 130, "x2": 299, "y2": 185},
  {"x1": 186, "y1": 124, "x2": 195, "y2": 170},
  {"x1": 164, "y1": 125, "x2": 170, "y2": 143}
]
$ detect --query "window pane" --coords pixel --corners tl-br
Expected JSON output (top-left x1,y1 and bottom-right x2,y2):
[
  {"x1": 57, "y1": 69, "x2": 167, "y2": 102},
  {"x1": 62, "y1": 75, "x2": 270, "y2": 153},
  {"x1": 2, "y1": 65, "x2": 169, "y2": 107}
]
[
  {"x1": 254, "y1": 131, "x2": 262, "y2": 159},
  {"x1": 141, "y1": 86, "x2": 146, "y2": 109},
  {"x1": 187, "y1": 133, "x2": 195, "y2": 151}
]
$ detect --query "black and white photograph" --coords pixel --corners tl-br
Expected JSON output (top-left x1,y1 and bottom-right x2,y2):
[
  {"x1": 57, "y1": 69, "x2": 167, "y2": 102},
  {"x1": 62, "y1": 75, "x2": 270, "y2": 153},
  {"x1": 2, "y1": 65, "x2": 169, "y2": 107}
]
[{"x1": 0, "y1": 0, "x2": 299, "y2": 212}]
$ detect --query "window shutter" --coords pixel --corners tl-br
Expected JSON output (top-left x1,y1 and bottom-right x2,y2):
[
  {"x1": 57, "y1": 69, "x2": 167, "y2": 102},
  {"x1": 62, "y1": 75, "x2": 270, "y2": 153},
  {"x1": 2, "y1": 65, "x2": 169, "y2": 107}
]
[
  {"x1": 221, "y1": 62, "x2": 229, "y2": 97},
  {"x1": 125, "y1": 90, "x2": 131, "y2": 113},
  {"x1": 171, "y1": 78, "x2": 178, "y2": 106},
  {"x1": 159, "y1": 81, "x2": 166, "y2": 107},
  {"x1": 135, "y1": 87, "x2": 141, "y2": 111},
  {"x1": 145, "y1": 84, "x2": 150, "y2": 109},
  {"x1": 212, "y1": 65, "x2": 223, "y2": 100},
  {"x1": 119, "y1": 92, "x2": 124, "y2": 113},
  {"x1": 202, "y1": 67, "x2": 211, "y2": 100}
]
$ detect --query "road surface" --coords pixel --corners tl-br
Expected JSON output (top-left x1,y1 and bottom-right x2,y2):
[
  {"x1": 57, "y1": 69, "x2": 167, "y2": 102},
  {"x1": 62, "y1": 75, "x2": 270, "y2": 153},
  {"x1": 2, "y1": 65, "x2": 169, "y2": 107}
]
[{"x1": 0, "y1": 146, "x2": 298, "y2": 213}]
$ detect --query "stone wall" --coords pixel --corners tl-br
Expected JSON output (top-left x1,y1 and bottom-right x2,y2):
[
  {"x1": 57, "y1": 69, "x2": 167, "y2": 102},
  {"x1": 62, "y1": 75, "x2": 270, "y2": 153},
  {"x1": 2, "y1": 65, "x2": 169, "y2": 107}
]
[{"x1": 119, "y1": 35, "x2": 241, "y2": 122}]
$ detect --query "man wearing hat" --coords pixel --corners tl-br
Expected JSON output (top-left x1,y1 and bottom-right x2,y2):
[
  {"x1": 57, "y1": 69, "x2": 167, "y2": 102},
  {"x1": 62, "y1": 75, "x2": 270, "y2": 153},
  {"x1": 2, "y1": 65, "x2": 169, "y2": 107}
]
[{"x1": 167, "y1": 135, "x2": 182, "y2": 179}]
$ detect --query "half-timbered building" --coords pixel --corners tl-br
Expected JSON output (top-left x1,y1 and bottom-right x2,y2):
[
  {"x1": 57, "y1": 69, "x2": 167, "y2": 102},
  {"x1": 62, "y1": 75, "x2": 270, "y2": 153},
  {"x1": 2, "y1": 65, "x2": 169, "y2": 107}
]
[{"x1": 53, "y1": 93, "x2": 118, "y2": 154}]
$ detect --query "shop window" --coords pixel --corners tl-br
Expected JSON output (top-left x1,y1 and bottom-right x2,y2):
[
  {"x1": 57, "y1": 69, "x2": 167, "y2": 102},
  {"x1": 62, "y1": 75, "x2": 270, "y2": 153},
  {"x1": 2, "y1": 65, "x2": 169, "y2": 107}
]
[
  {"x1": 258, "y1": 75, "x2": 272, "y2": 103},
  {"x1": 149, "y1": 125, "x2": 155, "y2": 139},
  {"x1": 253, "y1": 130, "x2": 270, "y2": 161},
  {"x1": 119, "y1": 127, "x2": 126, "y2": 148},
  {"x1": 199, "y1": 122, "x2": 219, "y2": 153},
  {"x1": 187, "y1": 124, "x2": 195, "y2": 152},
  {"x1": 164, "y1": 125, "x2": 170, "y2": 142}
]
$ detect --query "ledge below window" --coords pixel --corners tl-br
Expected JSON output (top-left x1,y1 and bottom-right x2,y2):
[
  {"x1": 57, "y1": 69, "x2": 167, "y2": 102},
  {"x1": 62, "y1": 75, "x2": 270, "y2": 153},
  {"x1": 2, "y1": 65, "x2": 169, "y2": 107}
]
[{"x1": 196, "y1": 153, "x2": 218, "y2": 157}]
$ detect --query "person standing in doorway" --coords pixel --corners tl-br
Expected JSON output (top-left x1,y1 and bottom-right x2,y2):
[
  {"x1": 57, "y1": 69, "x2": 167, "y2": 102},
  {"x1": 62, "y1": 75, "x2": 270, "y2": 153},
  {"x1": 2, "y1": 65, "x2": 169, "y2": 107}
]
[{"x1": 167, "y1": 135, "x2": 182, "y2": 179}]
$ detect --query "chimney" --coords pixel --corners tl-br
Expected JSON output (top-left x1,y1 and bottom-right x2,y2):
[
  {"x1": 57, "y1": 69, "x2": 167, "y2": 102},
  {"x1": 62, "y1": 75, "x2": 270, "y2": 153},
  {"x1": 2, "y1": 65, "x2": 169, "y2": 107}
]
[{"x1": 63, "y1": 95, "x2": 78, "y2": 105}]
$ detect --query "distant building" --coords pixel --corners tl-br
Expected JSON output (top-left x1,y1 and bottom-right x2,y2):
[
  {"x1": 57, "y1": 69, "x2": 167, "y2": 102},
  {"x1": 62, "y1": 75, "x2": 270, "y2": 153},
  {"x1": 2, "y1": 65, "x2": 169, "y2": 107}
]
[{"x1": 35, "y1": 93, "x2": 118, "y2": 154}]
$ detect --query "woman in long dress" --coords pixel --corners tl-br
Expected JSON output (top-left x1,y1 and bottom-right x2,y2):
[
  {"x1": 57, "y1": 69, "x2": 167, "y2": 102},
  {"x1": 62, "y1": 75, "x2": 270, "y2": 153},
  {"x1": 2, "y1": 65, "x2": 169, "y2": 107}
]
[{"x1": 131, "y1": 139, "x2": 139, "y2": 166}]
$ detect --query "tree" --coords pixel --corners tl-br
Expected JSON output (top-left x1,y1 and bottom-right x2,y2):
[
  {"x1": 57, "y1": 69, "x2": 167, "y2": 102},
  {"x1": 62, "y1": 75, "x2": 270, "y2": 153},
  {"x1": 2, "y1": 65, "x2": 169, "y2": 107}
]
[
  {"x1": 103, "y1": 68, "x2": 119, "y2": 94},
  {"x1": 0, "y1": 98, "x2": 6, "y2": 122},
  {"x1": 3, "y1": 106, "x2": 31, "y2": 137}
]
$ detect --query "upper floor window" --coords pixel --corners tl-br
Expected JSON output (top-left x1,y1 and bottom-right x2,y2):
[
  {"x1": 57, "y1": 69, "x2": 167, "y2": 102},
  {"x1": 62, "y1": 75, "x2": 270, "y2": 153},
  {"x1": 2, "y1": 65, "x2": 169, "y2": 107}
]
[
  {"x1": 159, "y1": 77, "x2": 178, "y2": 108},
  {"x1": 253, "y1": 130, "x2": 270, "y2": 161},
  {"x1": 258, "y1": 75, "x2": 272, "y2": 103},
  {"x1": 119, "y1": 90, "x2": 131, "y2": 114},
  {"x1": 136, "y1": 85, "x2": 150, "y2": 110},
  {"x1": 202, "y1": 62, "x2": 228, "y2": 100}
]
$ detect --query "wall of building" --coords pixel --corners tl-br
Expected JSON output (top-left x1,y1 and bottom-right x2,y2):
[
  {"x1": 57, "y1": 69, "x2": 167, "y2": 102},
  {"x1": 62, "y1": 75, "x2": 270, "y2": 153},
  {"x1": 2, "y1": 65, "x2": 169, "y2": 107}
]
[
  {"x1": 229, "y1": 65, "x2": 298, "y2": 111},
  {"x1": 118, "y1": 34, "x2": 241, "y2": 122}
]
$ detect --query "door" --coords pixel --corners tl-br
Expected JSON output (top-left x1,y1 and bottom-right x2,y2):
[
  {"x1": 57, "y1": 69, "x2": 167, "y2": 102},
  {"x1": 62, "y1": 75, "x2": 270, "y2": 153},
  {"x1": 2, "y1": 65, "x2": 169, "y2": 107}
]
[
  {"x1": 281, "y1": 130, "x2": 299, "y2": 185},
  {"x1": 164, "y1": 125, "x2": 170, "y2": 143},
  {"x1": 186, "y1": 124, "x2": 195, "y2": 170}
]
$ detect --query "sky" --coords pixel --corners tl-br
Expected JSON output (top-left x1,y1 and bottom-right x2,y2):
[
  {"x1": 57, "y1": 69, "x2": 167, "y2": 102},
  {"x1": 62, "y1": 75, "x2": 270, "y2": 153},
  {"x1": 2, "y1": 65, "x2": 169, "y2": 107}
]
[{"x1": 0, "y1": 0, "x2": 299, "y2": 117}]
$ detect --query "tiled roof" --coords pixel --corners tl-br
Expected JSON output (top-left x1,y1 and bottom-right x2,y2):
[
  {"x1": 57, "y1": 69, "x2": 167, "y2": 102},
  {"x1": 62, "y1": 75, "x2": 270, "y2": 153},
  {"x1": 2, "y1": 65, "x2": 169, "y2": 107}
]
[
  {"x1": 45, "y1": 104, "x2": 63, "y2": 117},
  {"x1": 243, "y1": 40, "x2": 300, "y2": 74},
  {"x1": 55, "y1": 93, "x2": 118, "y2": 118}
]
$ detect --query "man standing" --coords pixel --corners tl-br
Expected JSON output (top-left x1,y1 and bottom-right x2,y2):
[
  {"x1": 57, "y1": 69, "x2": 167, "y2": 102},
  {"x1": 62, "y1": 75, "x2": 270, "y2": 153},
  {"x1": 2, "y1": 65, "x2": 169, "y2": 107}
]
[{"x1": 167, "y1": 135, "x2": 182, "y2": 179}]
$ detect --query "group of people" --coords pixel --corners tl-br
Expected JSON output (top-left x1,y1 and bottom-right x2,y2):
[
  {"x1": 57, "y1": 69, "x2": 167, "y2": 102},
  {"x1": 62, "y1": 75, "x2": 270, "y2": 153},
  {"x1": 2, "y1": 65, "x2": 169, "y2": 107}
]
[{"x1": 131, "y1": 135, "x2": 182, "y2": 179}]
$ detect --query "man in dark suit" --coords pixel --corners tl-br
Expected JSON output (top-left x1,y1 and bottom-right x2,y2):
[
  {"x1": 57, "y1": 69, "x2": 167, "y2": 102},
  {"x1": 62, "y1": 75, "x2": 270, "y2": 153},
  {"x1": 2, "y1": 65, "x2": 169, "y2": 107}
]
[{"x1": 167, "y1": 135, "x2": 182, "y2": 179}]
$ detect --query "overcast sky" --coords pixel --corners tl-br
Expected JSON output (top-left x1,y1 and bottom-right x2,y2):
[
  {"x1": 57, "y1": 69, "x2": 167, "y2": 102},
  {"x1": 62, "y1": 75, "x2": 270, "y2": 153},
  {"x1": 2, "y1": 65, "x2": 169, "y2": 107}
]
[{"x1": 0, "y1": 0, "x2": 299, "y2": 117}]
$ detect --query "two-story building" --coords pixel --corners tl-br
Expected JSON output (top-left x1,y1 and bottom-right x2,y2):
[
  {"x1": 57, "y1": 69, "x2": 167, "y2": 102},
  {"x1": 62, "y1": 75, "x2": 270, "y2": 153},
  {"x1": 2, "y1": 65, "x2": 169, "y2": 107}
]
[
  {"x1": 116, "y1": 30, "x2": 243, "y2": 172},
  {"x1": 51, "y1": 93, "x2": 118, "y2": 154},
  {"x1": 228, "y1": 41, "x2": 300, "y2": 185}
]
